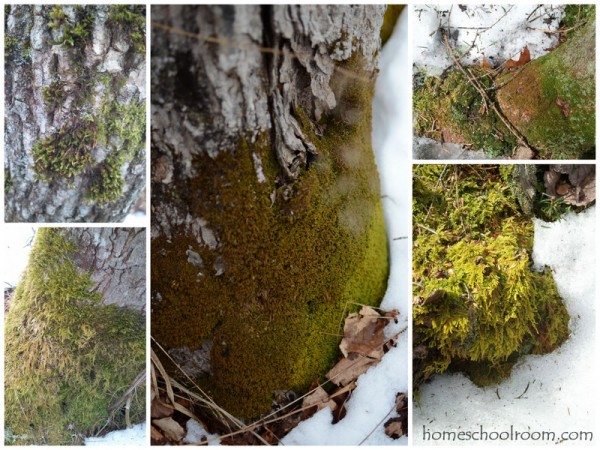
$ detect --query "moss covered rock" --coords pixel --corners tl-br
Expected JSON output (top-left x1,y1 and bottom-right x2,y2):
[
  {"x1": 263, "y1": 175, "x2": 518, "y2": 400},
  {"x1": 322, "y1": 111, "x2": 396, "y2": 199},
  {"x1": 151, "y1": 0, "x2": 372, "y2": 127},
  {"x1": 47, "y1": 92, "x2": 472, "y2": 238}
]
[
  {"x1": 413, "y1": 165, "x2": 570, "y2": 388},
  {"x1": 5, "y1": 228, "x2": 145, "y2": 445}
]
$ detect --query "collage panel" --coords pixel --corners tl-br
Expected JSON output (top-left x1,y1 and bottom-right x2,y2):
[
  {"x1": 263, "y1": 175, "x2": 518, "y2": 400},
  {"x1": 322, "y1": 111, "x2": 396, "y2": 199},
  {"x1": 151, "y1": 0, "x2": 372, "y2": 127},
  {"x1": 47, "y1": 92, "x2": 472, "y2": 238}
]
[
  {"x1": 412, "y1": 164, "x2": 596, "y2": 444},
  {"x1": 4, "y1": 227, "x2": 147, "y2": 445},
  {"x1": 4, "y1": 4, "x2": 146, "y2": 223},
  {"x1": 150, "y1": 4, "x2": 409, "y2": 446},
  {"x1": 412, "y1": 4, "x2": 595, "y2": 160}
]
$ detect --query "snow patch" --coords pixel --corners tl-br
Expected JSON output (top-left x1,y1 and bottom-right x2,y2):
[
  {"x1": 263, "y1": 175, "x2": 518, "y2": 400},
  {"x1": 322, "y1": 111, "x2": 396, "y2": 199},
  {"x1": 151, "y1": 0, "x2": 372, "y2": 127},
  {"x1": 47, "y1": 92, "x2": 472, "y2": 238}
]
[{"x1": 85, "y1": 422, "x2": 146, "y2": 446}]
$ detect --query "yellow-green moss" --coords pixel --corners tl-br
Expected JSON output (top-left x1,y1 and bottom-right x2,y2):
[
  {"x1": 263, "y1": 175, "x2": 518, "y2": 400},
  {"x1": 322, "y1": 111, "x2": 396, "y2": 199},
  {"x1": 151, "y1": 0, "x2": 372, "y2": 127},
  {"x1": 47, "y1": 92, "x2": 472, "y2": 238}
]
[
  {"x1": 413, "y1": 165, "x2": 569, "y2": 387},
  {"x1": 380, "y1": 5, "x2": 404, "y2": 47},
  {"x1": 152, "y1": 52, "x2": 388, "y2": 418},
  {"x1": 5, "y1": 228, "x2": 145, "y2": 445}
]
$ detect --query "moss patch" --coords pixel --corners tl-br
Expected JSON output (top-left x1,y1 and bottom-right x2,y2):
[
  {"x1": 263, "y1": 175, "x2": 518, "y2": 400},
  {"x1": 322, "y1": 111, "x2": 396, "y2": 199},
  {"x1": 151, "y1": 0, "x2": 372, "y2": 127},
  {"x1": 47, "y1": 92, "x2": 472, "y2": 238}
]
[
  {"x1": 413, "y1": 71, "x2": 518, "y2": 158},
  {"x1": 5, "y1": 228, "x2": 145, "y2": 445},
  {"x1": 413, "y1": 165, "x2": 570, "y2": 388},
  {"x1": 152, "y1": 53, "x2": 388, "y2": 418},
  {"x1": 29, "y1": 5, "x2": 146, "y2": 205},
  {"x1": 380, "y1": 5, "x2": 404, "y2": 47}
]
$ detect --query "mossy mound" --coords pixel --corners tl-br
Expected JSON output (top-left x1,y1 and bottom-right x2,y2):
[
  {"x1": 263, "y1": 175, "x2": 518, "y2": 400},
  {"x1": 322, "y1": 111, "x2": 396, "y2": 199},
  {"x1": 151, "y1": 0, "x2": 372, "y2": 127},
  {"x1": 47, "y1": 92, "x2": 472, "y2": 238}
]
[
  {"x1": 5, "y1": 229, "x2": 145, "y2": 445},
  {"x1": 413, "y1": 165, "x2": 570, "y2": 388},
  {"x1": 152, "y1": 54, "x2": 388, "y2": 418},
  {"x1": 496, "y1": 13, "x2": 595, "y2": 159},
  {"x1": 413, "y1": 70, "x2": 518, "y2": 158}
]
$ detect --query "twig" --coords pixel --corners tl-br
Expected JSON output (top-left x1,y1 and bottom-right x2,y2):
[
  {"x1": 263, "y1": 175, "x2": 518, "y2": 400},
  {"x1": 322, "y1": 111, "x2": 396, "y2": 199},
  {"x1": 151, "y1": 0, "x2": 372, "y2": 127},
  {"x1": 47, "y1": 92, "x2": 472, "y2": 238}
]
[
  {"x1": 516, "y1": 381, "x2": 530, "y2": 399},
  {"x1": 526, "y1": 24, "x2": 584, "y2": 34},
  {"x1": 358, "y1": 403, "x2": 397, "y2": 445},
  {"x1": 417, "y1": 224, "x2": 438, "y2": 235}
]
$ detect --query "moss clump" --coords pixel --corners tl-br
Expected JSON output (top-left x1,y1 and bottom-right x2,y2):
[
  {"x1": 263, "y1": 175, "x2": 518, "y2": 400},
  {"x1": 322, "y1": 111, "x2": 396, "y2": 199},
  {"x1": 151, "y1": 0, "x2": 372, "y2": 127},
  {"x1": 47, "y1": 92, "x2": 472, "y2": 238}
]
[
  {"x1": 5, "y1": 228, "x2": 145, "y2": 445},
  {"x1": 414, "y1": 71, "x2": 518, "y2": 157},
  {"x1": 32, "y1": 119, "x2": 98, "y2": 183},
  {"x1": 152, "y1": 52, "x2": 388, "y2": 418},
  {"x1": 42, "y1": 78, "x2": 68, "y2": 111},
  {"x1": 413, "y1": 165, "x2": 570, "y2": 388},
  {"x1": 49, "y1": 5, "x2": 95, "y2": 48},
  {"x1": 108, "y1": 5, "x2": 146, "y2": 55}
]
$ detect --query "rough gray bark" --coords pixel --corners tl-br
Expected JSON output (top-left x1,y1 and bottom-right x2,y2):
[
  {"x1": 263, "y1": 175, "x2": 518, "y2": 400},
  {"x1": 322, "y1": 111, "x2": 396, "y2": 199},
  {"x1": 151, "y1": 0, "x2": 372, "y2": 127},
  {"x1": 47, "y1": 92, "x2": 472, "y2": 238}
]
[
  {"x1": 69, "y1": 227, "x2": 146, "y2": 311},
  {"x1": 4, "y1": 5, "x2": 146, "y2": 222}
]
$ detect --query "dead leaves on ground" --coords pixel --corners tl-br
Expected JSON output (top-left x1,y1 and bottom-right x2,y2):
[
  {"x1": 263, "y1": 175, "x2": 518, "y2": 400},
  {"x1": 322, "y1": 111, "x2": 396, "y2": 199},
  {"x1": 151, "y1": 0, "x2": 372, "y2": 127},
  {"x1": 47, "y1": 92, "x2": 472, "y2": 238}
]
[{"x1": 151, "y1": 305, "x2": 406, "y2": 445}]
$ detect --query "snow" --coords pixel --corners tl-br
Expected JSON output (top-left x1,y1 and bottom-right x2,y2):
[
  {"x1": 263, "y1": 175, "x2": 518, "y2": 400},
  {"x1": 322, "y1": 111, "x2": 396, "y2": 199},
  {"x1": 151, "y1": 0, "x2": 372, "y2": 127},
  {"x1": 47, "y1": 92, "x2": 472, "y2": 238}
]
[
  {"x1": 183, "y1": 419, "x2": 221, "y2": 445},
  {"x1": 85, "y1": 422, "x2": 146, "y2": 446},
  {"x1": 280, "y1": 8, "x2": 409, "y2": 446},
  {"x1": 2, "y1": 227, "x2": 36, "y2": 287},
  {"x1": 414, "y1": 207, "x2": 596, "y2": 445},
  {"x1": 123, "y1": 211, "x2": 147, "y2": 226},
  {"x1": 413, "y1": 4, "x2": 565, "y2": 77}
]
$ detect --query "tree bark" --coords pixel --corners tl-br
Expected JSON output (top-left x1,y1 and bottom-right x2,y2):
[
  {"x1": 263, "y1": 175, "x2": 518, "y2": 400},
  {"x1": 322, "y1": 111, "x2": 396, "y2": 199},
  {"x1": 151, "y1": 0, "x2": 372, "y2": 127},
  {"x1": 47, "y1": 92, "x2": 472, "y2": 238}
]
[
  {"x1": 5, "y1": 227, "x2": 146, "y2": 444},
  {"x1": 4, "y1": 5, "x2": 146, "y2": 222},
  {"x1": 151, "y1": 5, "x2": 388, "y2": 417}
]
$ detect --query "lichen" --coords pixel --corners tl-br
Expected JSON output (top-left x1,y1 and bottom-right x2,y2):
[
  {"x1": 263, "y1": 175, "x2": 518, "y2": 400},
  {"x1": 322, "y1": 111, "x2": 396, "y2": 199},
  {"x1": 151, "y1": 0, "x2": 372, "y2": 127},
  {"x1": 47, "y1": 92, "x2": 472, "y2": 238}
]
[
  {"x1": 413, "y1": 165, "x2": 570, "y2": 388},
  {"x1": 152, "y1": 51, "x2": 388, "y2": 418},
  {"x1": 4, "y1": 228, "x2": 145, "y2": 445}
]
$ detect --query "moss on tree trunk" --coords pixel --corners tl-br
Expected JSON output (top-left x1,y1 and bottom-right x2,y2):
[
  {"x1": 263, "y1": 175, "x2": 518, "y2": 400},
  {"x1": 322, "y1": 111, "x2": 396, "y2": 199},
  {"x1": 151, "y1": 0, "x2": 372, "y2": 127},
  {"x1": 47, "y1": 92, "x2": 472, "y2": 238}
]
[
  {"x1": 4, "y1": 228, "x2": 145, "y2": 445},
  {"x1": 151, "y1": 5, "x2": 388, "y2": 418}
]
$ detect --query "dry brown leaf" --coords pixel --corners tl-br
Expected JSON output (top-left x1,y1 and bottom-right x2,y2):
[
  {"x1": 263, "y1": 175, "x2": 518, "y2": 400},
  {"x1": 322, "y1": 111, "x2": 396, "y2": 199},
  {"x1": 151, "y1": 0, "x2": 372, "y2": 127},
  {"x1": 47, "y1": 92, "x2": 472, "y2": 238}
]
[
  {"x1": 326, "y1": 352, "x2": 378, "y2": 386},
  {"x1": 152, "y1": 417, "x2": 186, "y2": 442},
  {"x1": 339, "y1": 306, "x2": 386, "y2": 359},
  {"x1": 151, "y1": 396, "x2": 175, "y2": 419},
  {"x1": 505, "y1": 45, "x2": 531, "y2": 69},
  {"x1": 512, "y1": 146, "x2": 536, "y2": 160},
  {"x1": 151, "y1": 425, "x2": 167, "y2": 445},
  {"x1": 301, "y1": 384, "x2": 336, "y2": 420},
  {"x1": 482, "y1": 55, "x2": 491, "y2": 68},
  {"x1": 555, "y1": 97, "x2": 570, "y2": 118},
  {"x1": 384, "y1": 417, "x2": 406, "y2": 439}
]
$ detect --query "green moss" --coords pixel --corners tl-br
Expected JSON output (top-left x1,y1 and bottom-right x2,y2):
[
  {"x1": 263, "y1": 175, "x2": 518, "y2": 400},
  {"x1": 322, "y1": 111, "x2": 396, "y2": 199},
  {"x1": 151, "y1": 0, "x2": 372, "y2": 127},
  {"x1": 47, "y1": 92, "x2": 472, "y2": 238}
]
[
  {"x1": 414, "y1": 71, "x2": 518, "y2": 158},
  {"x1": 152, "y1": 52, "x2": 387, "y2": 418},
  {"x1": 496, "y1": 13, "x2": 595, "y2": 159},
  {"x1": 32, "y1": 118, "x2": 98, "y2": 184},
  {"x1": 49, "y1": 5, "x2": 95, "y2": 48},
  {"x1": 380, "y1": 5, "x2": 404, "y2": 47},
  {"x1": 42, "y1": 78, "x2": 67, "y2": 111},
  {"x1": 108, "y1": 5, "x2": 146, "y2": 55},
  {"x1": 413, "y1": 165, "x2": 570, "y2": 388},
  {"x1": 5, "y1": 168, "x2": 13, "y2": 195},
  {"x1": 5, "y1": 228, "x2": 145, "y2": 445}
]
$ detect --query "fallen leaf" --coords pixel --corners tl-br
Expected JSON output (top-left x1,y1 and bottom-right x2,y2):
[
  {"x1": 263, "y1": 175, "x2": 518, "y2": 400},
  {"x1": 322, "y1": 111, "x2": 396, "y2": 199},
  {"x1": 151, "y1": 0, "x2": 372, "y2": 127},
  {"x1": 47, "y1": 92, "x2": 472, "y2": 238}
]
[
  {"x1": 555, "y1": 97, "x2": 570, "y2": 118},
  {"x1": 301, "y1": 383, "x2": 336, "y2": 420},
  {"x1": 505, "y1": 45, "x2": 531, "y2": 69},
  {"x1": 152, "y1": 417, "x2": 186, "y2": 442},
  {"x1": 482, "y1": 56, "x2": 491, "y2": 68},
  {"x1": 151, "y1": 426, "x2": 167, "y2": 445},
  {"x1": 339, "y1": 306, "x2": 386, "y2": 359},
  {"x1": 151, "y1": 396, "x2": 174, "y2": 419},
  {"x1": 555, "y1": 182, "x2": 571, "y2": 196},
  {"x1": 384, "y1": 417, "x2": 406, "y2": 439},
  {"x1": 326, "y1": 352, "x2": 378, "y2": 386}
]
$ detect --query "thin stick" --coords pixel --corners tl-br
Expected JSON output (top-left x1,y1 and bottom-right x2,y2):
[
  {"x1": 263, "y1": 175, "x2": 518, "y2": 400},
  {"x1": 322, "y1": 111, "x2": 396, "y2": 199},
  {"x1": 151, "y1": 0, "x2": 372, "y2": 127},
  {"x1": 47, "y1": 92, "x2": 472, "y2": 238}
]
[
  {"x1": 516, "y1": 381, "x2": 530, "y2": 399},
  {"x1": 358, "y1": 403, "x2": 396, "y2": 445}
]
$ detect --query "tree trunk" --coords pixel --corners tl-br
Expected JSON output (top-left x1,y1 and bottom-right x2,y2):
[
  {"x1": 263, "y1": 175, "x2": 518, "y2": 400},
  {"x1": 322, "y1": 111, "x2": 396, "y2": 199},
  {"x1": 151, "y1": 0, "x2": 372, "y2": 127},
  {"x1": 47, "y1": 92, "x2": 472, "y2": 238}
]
[
  {"x1": 4, "y1": 5, "x2": 146, "y2": 222},
  {"x1": 151, "y1": 5, "x2": 388, "y2": 418},
  {"x1": 5, "y1": 227, "x2": 146, "y2": 444},
  {"x1": 413, "y1": 16, "x2": 595, "y2": 159}
]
